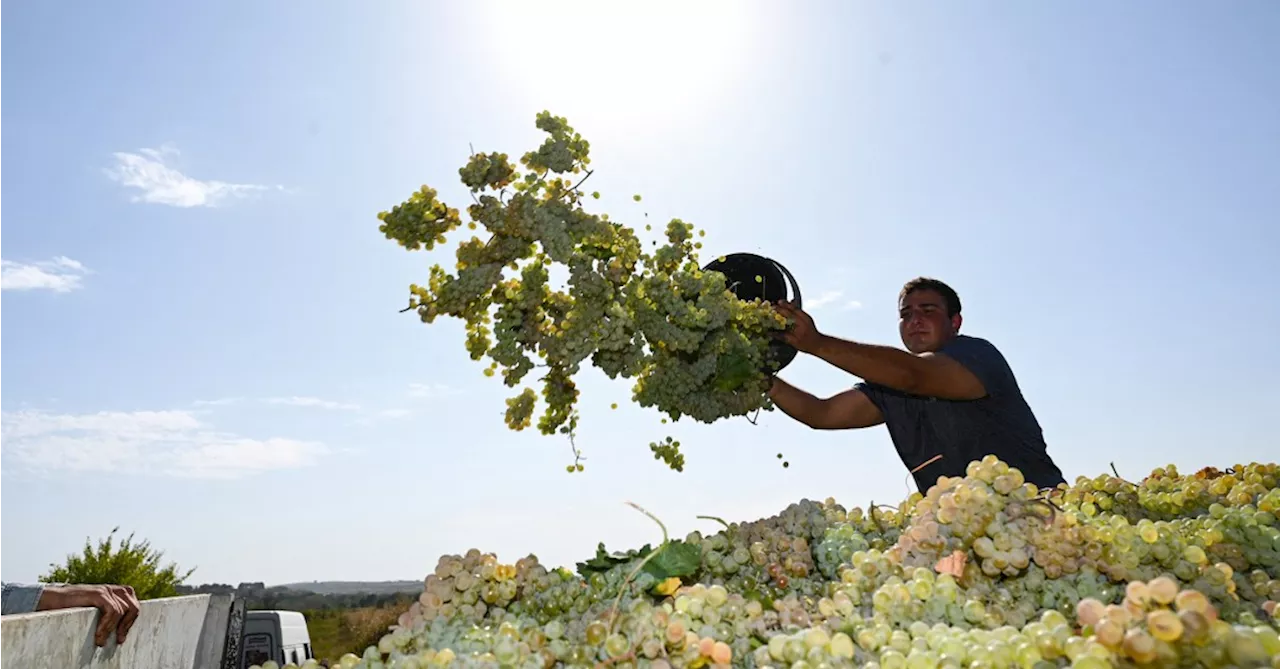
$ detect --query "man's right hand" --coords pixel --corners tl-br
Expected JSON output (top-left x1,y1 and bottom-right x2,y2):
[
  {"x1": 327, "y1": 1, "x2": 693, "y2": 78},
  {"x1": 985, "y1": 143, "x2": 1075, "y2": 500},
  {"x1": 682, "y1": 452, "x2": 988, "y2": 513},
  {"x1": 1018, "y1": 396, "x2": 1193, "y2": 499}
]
[{"x1": 37, "y1": 584, "x2": 140, "y2": 647}]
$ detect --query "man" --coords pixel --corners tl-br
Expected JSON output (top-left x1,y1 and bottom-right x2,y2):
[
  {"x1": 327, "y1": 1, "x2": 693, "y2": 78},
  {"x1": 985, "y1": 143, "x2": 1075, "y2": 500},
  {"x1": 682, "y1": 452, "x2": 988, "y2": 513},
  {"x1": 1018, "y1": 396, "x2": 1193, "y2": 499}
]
[
  {"x1": 1, "y1": 582, "x2": 141, "y2": 647},
  {"x1": 769, "y1": 277, "x2": 1066, "y2": 492}
]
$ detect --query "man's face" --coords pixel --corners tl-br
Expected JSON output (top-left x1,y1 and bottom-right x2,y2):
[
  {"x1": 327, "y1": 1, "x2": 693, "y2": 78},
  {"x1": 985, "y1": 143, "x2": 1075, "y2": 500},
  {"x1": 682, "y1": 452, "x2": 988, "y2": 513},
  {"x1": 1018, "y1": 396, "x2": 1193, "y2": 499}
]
[{"x1": 898, "y1": 288, "x2": 961, "y2": 353}]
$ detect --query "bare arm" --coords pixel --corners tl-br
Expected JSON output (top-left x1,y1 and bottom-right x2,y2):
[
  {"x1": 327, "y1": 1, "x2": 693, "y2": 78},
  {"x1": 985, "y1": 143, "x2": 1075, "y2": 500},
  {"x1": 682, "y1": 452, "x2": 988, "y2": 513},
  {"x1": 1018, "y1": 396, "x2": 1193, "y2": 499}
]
[
  {"x1": 768, "y1": 378, "x2": 884, "y2": 430},
  {"x1": 773, "y1": 302, "x2": 987, "y2": 401},
  {"x1": 809, "y1": 335, "x2": 987, "y2": 400}
]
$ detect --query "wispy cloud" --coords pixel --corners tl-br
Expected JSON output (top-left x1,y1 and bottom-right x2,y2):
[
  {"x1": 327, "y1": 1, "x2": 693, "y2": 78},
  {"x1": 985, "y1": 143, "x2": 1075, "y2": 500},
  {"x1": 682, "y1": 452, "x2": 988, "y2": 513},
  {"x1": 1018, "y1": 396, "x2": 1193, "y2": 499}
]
[
  {"x1": 104, "y1": 144, "x2": 281, "y2": 208},
  {"x1": 0, "y1": 409, "x2": 326, "y2": 479},
  {"x1": 806, "y1": 290, "x2": 844, "y2": 310},
  {"x1": 194, "y1": 384, "x2": 455, "y2": 427},
  {"x1": 263, "y1": 396, "x2": 360, "y2": 411},
  {"x1": 352, "y1": 383, "x2": 461, "y2": 424},
  {"x1": 1, "y1": 256, "x2": 90, "y2": 293},
  {"x1": 844, "y1": 300, "x2": 863, "y2": 310},
  {"x1": 191, "y1": 397, "x2": 244, "y2": 407},
  {"x1": 407, "y1": 383, "x2": 460, "y2": 399},
  {"x1": 193, "y1": 396, "x2": 360, "y2": 411}
]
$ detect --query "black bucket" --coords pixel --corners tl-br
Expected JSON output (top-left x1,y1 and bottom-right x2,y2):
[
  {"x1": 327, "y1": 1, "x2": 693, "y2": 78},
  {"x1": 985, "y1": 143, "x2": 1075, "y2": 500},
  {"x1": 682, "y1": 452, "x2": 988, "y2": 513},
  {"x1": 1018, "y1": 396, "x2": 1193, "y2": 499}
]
[{"x1": 702, "y1": 253, "x2": 803, "y2": 373}]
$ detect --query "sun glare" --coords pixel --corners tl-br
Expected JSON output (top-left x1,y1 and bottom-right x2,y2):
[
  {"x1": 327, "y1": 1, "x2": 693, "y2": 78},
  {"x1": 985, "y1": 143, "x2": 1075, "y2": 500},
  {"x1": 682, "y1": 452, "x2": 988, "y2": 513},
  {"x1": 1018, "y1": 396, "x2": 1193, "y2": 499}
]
[{"x1": 477, "y1": 0, "x2": 756, "y2": 127}]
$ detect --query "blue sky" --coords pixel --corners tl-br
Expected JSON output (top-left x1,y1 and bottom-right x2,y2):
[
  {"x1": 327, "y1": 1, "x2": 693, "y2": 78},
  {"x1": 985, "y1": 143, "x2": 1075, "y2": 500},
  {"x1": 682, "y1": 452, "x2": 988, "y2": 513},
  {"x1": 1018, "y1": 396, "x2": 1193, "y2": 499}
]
[{"x1": 3, "y1": 1, "x2": 1278, "y2": 586}]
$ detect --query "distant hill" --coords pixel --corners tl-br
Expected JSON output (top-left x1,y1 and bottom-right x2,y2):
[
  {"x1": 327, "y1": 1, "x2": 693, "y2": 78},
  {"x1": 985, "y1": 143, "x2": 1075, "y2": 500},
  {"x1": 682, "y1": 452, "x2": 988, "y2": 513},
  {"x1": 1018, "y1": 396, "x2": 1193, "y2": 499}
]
[{"x1": 275, "y1": 580, "x2": 421, "y2": 595}]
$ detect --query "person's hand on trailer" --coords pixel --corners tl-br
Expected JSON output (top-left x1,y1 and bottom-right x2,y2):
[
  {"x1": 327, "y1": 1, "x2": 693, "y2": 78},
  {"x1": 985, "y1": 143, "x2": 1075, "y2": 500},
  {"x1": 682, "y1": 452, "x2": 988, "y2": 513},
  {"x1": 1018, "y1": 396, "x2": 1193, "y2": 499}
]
[{"x1": 38, "y1": 584, "x2": 141, "y2": 646}]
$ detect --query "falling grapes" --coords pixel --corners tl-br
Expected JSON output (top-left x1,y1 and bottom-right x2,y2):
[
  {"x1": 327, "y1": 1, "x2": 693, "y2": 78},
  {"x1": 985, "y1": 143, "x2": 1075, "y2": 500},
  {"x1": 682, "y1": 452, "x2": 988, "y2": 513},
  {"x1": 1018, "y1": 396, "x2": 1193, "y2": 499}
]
[
  {"x1": 379, "y1": 111, "x2": 790, "y2": 472},
  {"x1": 250, "y1": 459, "x2": 1280, "y2": 669}
]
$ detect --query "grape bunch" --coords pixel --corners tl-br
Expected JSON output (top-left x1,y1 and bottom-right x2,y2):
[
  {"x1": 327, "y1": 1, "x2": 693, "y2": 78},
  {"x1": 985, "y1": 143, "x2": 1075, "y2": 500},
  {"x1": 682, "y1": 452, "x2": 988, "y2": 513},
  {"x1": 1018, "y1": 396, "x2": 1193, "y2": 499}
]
[
  {"x1": 378, "y1": 112, "x2": 790, "y2": 471},
  {"x1": 250, "y1": 458, "x2": 1280, "y2": 669}
]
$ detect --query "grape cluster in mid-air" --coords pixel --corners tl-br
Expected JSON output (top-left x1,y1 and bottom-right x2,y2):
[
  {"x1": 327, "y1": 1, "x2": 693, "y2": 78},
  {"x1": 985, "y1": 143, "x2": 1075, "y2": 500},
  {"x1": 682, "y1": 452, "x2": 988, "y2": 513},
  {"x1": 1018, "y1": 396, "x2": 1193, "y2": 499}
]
[
  {"x1": 250, "y1": 458, "x2": 1280, "y2": 669},
  {"x1": 379, "y1": 112, "x2": 790, "y2": 471}
]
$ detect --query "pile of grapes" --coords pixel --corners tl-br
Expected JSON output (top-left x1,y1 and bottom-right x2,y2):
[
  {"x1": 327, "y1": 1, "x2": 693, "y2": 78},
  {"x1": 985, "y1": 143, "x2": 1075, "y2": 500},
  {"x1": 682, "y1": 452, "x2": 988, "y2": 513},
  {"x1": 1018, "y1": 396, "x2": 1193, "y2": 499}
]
[
  {"x1": 377, "y1": 111, "x2": 789, "y2": 471},
  {"x1": 257, "y1": 459, "x2": 1280, "y2": 669}
]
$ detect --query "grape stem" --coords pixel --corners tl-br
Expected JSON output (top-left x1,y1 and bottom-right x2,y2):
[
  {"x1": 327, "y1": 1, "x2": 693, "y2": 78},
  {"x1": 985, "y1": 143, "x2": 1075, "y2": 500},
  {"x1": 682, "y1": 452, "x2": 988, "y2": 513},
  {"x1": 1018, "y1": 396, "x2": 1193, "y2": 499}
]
[
  {"x1": 594, "y1": 650, "x2": 636, "y2": 669},
  {"x1": 1027, "y1": 498, "x2": 1059, "y2": 527},
  {"x1": 607, "y1": 501, "x2": 669, "y2": 635},
  {"x1": 696, "y1": 515, "x2": 731, "y2": 530},
  {"x1": 1108, "y1": 460, "x2": 1137, "y2": 485},
  {"x1": 560, "y1": 169, "x2": 595, "y2": 202},
  {"x1": 568, "y1": 425, "x2": 586, "y2": 469},
  {"x1": 466, "y1": 142, "x2": 483, "y2": 207}
]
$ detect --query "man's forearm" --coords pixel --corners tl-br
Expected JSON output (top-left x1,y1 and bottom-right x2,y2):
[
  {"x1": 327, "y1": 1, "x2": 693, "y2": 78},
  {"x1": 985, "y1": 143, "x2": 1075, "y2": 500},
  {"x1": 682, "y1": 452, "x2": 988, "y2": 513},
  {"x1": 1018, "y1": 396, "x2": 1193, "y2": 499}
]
[
  {"x1": 768, "y1": 377, "x2": 826, "y2": 427},
  {"x1": 809, "y1": 334, "x2": 922, "y2": 393}
]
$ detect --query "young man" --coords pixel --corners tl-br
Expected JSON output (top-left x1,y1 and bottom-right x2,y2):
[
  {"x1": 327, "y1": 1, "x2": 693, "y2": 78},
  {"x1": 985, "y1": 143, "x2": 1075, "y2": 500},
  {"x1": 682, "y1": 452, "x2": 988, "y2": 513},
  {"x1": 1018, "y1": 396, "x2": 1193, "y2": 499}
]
[{"x1": 769, "y1": 277, "x2": 1066, "y2": 492}]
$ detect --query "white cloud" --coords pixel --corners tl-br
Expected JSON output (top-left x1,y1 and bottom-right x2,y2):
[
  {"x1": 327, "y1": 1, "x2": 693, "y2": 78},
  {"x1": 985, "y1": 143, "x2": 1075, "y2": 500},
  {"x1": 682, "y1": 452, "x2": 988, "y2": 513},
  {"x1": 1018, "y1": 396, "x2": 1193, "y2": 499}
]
[
  {"x1": 191, "y1": 397, "x2": 244, "y2": 407},
  {"x1": 193, "y1": 396, "x2": 359, "y2": 411},
  {"x1": 0, "y1": 409, "x2": 326, "y2": 479},
  {"x1": 844, "y1": 300, "x2": 863, "y2": 310},
  {"x1": 806, "y1": 290, "x2": 844, "y2": 310},
  {"x1": 104, "y1": 144, "x2": 280, "y2": 208},
  {"x1": 1, "y1": 256, "x2": 90, "y2": 293},
  {"x1": 407, "y1": 383, "x2": 459, "y2": 399},
  {"x1": 263, "y1": 396, "x2": 360, "y2": 411},
  {"x1": 194, "y1": 386, "x2": 451, "y2": 426}
]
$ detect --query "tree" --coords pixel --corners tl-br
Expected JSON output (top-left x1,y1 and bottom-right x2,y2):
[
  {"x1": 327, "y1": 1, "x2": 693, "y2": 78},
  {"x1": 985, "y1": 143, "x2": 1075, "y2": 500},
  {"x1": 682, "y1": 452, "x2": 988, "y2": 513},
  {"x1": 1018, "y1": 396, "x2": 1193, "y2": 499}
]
[{"x1": 41, "y1": 527, "x2": 196, "y2": 600}]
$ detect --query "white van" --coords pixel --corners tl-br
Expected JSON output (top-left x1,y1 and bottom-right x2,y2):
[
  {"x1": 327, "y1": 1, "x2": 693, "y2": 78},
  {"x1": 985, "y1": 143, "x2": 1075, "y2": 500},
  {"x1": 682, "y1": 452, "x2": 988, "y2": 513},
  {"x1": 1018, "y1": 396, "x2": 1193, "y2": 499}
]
[{"x1": 241, "y1": 610, "x2": 314, "y2": 668}]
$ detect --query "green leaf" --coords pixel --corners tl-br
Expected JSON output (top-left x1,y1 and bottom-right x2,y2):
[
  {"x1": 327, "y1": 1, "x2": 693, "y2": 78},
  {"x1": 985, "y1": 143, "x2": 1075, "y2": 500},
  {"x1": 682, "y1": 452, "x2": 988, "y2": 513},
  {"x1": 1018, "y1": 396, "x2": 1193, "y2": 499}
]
[
  {"x1": 640, "y1": 540, "x2": 701, "y2": 580},
  {"x1": 575, "y1": 542, "x2": 654, "y2": 577},
  {"x1": 713, "y1": 353, "x2": 756, "y2": 392}
]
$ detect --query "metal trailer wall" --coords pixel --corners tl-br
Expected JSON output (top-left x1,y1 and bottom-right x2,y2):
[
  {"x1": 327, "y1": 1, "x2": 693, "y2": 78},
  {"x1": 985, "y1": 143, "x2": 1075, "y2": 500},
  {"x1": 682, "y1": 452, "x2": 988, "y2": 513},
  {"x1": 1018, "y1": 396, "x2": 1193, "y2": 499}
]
[{"x1": 0, "y1": 593, "x2": 244, "y2": 669}]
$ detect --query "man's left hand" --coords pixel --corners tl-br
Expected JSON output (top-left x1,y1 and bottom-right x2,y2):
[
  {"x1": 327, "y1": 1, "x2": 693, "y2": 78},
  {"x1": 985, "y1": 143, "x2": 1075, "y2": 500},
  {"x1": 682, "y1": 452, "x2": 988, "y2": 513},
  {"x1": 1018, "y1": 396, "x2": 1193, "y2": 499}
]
[{"x1": 773, "y1": 301, "x2": 824, "y2": 354}]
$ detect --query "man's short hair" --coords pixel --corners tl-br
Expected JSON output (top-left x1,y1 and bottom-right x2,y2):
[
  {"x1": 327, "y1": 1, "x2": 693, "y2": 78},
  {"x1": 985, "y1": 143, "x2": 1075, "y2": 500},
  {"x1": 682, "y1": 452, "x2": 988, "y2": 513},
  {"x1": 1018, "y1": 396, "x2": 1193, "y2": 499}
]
[{"x1": 900, "y1": 277, "x2": 961, "y2": 317}]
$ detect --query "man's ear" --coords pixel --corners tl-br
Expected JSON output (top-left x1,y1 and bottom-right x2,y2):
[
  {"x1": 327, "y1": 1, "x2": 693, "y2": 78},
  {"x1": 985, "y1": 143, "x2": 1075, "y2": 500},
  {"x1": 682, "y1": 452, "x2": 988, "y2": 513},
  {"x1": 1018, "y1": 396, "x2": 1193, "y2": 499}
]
[{"x1": 952, "y1": 313, "x2": 963, "y2": 332}]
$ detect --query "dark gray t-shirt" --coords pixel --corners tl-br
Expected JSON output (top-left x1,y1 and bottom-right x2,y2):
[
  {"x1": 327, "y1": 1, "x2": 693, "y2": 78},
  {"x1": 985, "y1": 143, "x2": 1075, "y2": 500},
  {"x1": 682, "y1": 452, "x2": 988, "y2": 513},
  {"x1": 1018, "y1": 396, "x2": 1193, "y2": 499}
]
[{"x1": 854, "y1": 334, "x2": 1066, "y2": 493}]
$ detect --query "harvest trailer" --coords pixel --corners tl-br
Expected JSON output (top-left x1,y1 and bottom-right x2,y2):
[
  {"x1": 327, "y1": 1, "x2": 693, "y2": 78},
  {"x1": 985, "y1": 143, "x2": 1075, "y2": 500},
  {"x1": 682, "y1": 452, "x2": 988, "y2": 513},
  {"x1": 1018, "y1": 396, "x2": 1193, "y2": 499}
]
[{"x1": 0, "y1": 593, "x2": 313, "y2": 669}]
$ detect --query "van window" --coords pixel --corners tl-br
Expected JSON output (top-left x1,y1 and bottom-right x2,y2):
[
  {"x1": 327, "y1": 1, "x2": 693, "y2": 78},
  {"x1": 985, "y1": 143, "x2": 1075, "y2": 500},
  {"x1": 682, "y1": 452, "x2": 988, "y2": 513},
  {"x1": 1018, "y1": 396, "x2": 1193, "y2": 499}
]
[{"x1": 242, "y1": 633, "x2": 273, "y2": 667}]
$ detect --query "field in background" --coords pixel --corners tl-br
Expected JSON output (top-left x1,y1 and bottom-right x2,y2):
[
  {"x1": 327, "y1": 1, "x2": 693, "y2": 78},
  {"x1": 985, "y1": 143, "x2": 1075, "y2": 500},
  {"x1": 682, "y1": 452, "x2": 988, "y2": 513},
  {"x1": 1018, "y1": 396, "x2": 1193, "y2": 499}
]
[{"x1": 304, "y1": 598, "x2": 411, "y2": 664}]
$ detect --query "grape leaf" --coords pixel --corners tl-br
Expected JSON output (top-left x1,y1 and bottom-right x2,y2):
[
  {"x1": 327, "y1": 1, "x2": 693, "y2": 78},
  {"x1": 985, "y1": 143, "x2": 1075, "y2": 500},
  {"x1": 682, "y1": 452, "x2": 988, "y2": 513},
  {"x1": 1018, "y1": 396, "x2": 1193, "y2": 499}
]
[
  {"x1": 713, "y1": 353, "x2": 756, "y2": 392},
  {"x1": 575, "y1": 542, "x2": 653, "y2": 577},
  {"x1": 639, "y1": 540, "x2": 702, "y2": 580}
]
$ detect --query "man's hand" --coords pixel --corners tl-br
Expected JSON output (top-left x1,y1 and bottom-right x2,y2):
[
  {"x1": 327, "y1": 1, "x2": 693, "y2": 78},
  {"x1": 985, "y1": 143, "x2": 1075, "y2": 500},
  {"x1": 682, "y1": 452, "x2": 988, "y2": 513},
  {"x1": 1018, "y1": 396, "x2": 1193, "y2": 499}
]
[
  {"x1": 37, "y1": 584, "x2": 140, "y2": 647},
  {"x1": 773, "y1": 301, "x2": 824, "y2": 354}
]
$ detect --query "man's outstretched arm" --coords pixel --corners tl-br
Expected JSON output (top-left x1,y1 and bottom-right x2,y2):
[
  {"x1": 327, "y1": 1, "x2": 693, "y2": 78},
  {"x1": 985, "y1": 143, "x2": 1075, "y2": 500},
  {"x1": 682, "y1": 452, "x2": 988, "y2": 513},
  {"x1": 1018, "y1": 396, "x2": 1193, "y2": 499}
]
[
  {"x1": 774, "y1": 302, "x2": 986, "y2": 400},
  {"x1": 769, "y1": 378, "x2": 884, "y2": 429}
]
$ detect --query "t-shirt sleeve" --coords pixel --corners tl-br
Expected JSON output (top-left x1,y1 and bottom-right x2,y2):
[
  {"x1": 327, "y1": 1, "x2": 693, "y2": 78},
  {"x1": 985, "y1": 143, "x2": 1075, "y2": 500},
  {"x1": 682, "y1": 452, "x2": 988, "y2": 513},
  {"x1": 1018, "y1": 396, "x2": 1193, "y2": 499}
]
[
  {"x1": 938, "y1": 336, "x2": 1013, "y2": 397},
  {"x1": 2, "y1": 583, "x2": 46, "y2": 615},
  {"x1": 852, "y1": 381, "x2": 885, "y2": 410}
]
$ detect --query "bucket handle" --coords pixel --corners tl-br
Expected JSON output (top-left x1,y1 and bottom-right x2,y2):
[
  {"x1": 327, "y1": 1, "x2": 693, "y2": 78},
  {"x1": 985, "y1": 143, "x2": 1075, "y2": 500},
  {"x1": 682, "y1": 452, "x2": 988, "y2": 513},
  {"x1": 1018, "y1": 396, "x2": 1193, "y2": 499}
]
[{"x1": 771, "y1": 259, "x2": 803, "y2": 310}]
